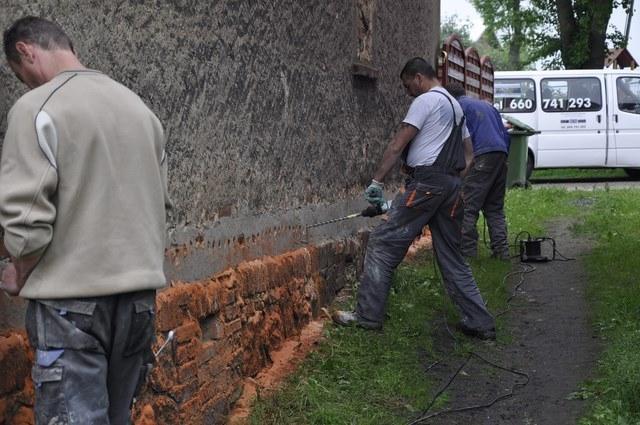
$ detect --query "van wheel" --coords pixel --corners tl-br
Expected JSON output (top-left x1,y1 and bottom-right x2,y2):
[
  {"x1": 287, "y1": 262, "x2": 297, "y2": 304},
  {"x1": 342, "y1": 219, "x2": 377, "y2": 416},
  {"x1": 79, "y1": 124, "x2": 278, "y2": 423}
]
[
  {"x1": 526, "y1": 154, "x2": 534, "y2": 180},
  {"x1": 624, "y1": 168, "x2": 640, "y2": 179}
]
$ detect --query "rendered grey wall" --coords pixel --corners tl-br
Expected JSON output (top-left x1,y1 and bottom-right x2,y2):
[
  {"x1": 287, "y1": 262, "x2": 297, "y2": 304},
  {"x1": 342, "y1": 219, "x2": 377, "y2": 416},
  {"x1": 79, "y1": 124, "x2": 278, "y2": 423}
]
[
  {"x1": 0, "y1": 1, "x2": 439, "y2": 312},
  {"x1": 1, "y1": 0, "x2": 439, "y2": 224}
]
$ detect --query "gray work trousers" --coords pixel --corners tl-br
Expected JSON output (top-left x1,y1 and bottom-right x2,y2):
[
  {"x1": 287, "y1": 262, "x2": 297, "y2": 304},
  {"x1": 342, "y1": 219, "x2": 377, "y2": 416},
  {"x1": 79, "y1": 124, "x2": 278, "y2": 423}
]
[
  {"x1": 461, "y1": 152, "x2": 509, "y2": 258},
  {"x1": 356, "y1": 170, "x2": 495, "y2": 331},
  {"x1": 25, "y1": 290, "x2": 156, "y2": 425}
]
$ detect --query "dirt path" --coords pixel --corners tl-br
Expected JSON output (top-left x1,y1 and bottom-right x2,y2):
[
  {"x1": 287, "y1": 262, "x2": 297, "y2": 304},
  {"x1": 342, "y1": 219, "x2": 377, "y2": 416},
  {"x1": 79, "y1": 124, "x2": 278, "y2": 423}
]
[{"x1": 420, "y1": 219, "x2": 601, "y2": 425}]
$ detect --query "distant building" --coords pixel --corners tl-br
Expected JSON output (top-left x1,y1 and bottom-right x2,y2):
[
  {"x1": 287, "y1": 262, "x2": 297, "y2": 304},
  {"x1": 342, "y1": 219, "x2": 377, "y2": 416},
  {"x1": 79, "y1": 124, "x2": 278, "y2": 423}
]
[{"x1": 606, "y1": 48, "x2": 638, "y2": 69}]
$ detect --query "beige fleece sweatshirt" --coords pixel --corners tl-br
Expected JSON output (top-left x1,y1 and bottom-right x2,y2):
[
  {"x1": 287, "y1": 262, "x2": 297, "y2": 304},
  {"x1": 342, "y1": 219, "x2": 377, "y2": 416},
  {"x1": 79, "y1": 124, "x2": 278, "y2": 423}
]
[{"x1": 0, "y1": 70, "x2": 171, "y2": 299}]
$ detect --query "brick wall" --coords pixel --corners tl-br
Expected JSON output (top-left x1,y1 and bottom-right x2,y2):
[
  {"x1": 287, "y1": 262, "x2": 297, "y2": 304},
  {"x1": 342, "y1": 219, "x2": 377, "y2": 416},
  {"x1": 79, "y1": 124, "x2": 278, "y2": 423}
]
[
  {"x1": 0, "y1": 234, "x2": 366, "y2": 425},
  {"x1": 0, "y1": 332, "x2": 33, "y2": 425}
]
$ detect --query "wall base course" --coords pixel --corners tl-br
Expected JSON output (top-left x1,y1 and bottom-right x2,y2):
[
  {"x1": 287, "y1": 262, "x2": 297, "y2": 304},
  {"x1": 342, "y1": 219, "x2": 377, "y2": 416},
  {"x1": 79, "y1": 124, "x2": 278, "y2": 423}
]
[{"x1": 0, "y1": 234, "x2": 367, "y2": 424}]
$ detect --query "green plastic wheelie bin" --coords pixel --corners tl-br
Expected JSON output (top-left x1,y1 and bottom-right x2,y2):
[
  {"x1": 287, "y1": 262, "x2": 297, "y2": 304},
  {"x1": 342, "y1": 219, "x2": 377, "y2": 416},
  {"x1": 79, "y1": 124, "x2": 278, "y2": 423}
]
[{"x1": 503, "y1": 115, "x2": 540, "y2": 188}]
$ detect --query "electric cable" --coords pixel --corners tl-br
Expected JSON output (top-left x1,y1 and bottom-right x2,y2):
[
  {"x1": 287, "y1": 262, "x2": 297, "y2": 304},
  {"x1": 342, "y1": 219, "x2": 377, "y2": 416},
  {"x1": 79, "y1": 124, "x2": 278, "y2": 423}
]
[
  {"x1": 408, "y1": 351, "x2": 530, "y2": 425},
  {"x1": 407, "y1": 246, "x2": 534, "y2": 425},
  {"x1": 407, "y1": 223, "x2": 575, "y2": 424},
  {"x1": 495, "y1": 263, "x2": 537, "y2": 317},
  {"x1": 552, "y1": 244, "x2": 575, "y2": 262}
]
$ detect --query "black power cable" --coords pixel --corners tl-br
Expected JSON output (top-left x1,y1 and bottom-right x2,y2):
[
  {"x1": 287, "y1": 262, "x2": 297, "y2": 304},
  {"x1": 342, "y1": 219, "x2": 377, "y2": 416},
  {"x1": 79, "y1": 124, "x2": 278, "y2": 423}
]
[
  {"x1": 408, "y1": 351, "x2": 530, "y2": 425},
  {"x1": 408, "y1": 224, "x2": 578, "y2": 424},
  {"x1": 408, "y1": 236, "x2": 540, "y2": 425}
]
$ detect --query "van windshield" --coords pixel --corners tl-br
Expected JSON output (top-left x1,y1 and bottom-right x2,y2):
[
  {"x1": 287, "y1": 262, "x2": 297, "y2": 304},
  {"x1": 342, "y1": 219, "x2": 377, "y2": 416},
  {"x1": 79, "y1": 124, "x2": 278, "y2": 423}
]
[{"x1": 494, "y1": 79, "x2": 536, "y2": 113}]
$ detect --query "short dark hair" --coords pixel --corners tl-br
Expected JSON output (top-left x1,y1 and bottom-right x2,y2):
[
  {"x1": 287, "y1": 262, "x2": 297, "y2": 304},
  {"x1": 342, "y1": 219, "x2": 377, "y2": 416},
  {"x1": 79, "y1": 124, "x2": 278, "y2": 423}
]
[
  {"x1": 3, "y1": 16, "x2": 74, "y2": 63},
  {"x1": 444, "y1": 82, "x2": 466, "y2": 98},
  {"x1": 400, "y1": 57, "x2": 437, "y2": 79}
]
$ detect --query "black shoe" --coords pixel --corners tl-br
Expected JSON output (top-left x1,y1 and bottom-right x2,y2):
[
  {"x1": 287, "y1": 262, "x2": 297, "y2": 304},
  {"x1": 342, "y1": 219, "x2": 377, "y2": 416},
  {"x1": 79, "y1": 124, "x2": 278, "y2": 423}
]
[
  {"x1": 332, "y1": 310, "x2": 383, "y2": 330},
  {"x1": 456, "y1": 322, "x2": 496, "y2": 340}
]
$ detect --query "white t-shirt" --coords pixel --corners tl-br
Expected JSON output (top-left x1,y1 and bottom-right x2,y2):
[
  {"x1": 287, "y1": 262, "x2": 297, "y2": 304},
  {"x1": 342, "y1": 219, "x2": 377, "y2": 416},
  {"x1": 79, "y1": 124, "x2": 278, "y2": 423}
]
[{"x1": 402, "y1": 87, "x2": 470, "y2": 167}]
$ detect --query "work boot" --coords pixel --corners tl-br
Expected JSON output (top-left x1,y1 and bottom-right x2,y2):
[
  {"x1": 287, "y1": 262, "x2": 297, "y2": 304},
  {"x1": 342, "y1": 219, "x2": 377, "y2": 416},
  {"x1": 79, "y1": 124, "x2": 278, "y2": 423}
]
[
  {"x1": 456, "y1": 322, "x2": 496, "y2": 340},
  {"x1": 332, "y1": 310, "x2": 383, "y2": 330}
]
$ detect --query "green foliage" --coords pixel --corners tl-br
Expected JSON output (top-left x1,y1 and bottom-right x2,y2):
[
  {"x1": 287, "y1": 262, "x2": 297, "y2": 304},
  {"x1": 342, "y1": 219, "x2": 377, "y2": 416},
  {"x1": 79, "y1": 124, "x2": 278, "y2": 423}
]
[
  {"x1": 440, "y1": 14, "x2": 474, "y2": 47},
  {"x1": 471, "y1": 0, "x2": 630, "y2": 70}
]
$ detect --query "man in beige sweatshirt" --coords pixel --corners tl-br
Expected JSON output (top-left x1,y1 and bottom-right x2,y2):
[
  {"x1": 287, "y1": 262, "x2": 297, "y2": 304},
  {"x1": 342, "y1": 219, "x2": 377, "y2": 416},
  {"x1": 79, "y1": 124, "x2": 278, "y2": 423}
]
[{"x1": 0, "y1": 17, "x2": 171, "y2": 424}]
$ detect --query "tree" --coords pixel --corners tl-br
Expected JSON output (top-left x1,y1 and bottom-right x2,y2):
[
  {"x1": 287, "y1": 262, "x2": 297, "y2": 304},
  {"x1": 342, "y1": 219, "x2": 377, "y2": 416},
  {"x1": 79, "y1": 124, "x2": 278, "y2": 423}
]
[
  {"x1": 471, "y1": 0, "x2": 631, "y2": 70},
  {"x1": 440, "y1": 14, "x2": 474, "y2": 48},
  {"x1": 472, "y1": 0, "x2": 540, "y2": 70},
  {"x1": 534, "y1": 0, "x2": 628, "y2": 69}
]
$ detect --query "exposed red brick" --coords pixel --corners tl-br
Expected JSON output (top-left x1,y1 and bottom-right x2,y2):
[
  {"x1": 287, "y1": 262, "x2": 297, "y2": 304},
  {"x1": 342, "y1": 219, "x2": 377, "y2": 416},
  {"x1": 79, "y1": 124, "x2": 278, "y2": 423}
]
[
  {"x1": 224, "y1": 304, "x2": 241, "y2": 321},
  {"x1": 134, "y1": 404, "x2": 156, "y2": 425},
  {"x1": 0, "y1": 333, "x2": 30, "y2": 396},
  {"x1": 196, "y1": 340, "x2": 221, "y2": 365},
  {"x1": 174, "y1": 321, "x2": 202, "y2": 344},
  {"x1": 197, "y1": 348, "x2": 242, "y2": 382},
  {"x1": 168, "y1": 380, "x2": 199, "y2": 404},
  {"x1": 201, "y1": 317, "x2": 225, "y2": 340},
  {"x1": 177, "y1": 360, "x2": 198, "y2": 384},
  {"x1": 175, "y1": 338, "x2": 202, "y2": 364},
  {"x1": 6, "y1": 234, "x2": 377, "y2": 425},
  {"x1": 0, "y1": 398, "x2": 7, "y2": 424},
  {"x1": 148, "y1": 358, "x2": 178, "y2": 393},
  {"x1": 224, "y1": 319, "x2": 242, "y2": 336},
  {"x1": 10, "y1": 406, "x2": 34, "y2": 425},
  {"x1": 17, "y1": 378, "x2": 34, "y2": 406}
]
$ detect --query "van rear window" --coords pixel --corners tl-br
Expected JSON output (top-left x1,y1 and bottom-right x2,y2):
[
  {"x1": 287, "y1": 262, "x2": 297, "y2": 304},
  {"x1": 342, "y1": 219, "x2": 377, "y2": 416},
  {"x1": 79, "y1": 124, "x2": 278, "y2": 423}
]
[
  {"x1": 494, "y1": 79, "x2": 536, "y2": 113},
  {"x1": 540, "y1": 77, "x2": 602, "y2": 112}
]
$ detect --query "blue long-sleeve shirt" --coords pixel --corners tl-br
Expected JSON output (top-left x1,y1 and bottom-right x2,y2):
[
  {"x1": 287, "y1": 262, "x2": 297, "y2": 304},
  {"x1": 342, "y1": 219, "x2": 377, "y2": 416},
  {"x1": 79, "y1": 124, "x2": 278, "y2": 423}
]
[{"x1": 458, "y1": 95, "x2": 510, "y2": 156}]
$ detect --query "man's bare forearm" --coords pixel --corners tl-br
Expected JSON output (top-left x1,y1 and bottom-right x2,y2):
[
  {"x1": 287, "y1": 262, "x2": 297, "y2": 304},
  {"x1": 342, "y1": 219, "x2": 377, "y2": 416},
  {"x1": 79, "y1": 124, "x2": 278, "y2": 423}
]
[{"x1": 372, "y1": 123, "x2": 418, "y2": 182}]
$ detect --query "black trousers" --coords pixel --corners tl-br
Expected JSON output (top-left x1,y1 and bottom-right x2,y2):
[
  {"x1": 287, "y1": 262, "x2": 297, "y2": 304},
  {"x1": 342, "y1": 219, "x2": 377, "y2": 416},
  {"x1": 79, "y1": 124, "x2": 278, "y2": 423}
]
[
  {"x1": 25, "y1": 290, "x2": 156, "y2": 425},
  {"x1": 461, "y1": 152, "x2": 509, "y2": 258},
  {"x1": 356, "y1": 170, "x2": 495, "y2": 332}
]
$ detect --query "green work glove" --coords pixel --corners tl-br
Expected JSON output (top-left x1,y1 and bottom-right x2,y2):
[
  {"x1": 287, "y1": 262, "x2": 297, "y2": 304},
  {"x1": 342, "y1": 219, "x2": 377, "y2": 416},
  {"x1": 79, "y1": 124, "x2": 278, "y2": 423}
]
[{"x1": 364, "y1": 180, "x2": 385, "y2": 207}]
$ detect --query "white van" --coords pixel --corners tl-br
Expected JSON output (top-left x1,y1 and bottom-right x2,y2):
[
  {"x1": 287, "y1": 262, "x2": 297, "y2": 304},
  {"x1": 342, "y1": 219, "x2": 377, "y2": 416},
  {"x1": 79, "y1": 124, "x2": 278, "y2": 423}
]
[{"x1": 494, "y1": 69, "x2": 640, "y2": 178}]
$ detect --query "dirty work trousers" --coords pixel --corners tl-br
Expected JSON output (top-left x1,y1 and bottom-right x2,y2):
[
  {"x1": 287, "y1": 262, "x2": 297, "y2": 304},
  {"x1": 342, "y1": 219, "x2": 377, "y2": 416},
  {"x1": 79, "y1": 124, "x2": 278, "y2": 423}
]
[
  {"x1": 25, "y1": 290, "x2": 156, "y2": 425},
  {"x1": 461, "y1": 152, "x2": 509, "y2": 258},
  {"x1": 356, "y1": 169, "x2": 495, "y2": 331}
]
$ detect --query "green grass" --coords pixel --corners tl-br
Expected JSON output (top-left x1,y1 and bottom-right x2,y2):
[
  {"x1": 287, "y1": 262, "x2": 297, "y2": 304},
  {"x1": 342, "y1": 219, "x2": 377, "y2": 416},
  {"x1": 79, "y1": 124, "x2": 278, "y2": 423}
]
[
  {"x1": 573, "y1": 190, "x2": 640, "y2": 425},
  {"x1": 531, "y1": 168, "x2": 627, "y2": 180},
  {"x1": 250, "y1": 252, "x2": 513, "y2": 425},
  {"x1": 250, "y1": 187, "x2": 584, "y2": 425},
  {"x1": 249, "y1": 252, "x2": 443, "y2": 425},
  {"x1": 250, "y1": 188, "x2": 640, "y2": 424}
]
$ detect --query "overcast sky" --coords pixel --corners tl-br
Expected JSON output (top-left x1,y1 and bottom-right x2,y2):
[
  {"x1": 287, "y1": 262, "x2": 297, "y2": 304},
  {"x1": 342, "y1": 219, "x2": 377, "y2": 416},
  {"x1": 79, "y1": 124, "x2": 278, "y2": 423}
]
[{"x1": 441, "y1": 1, "x2": 639, "y2": 67}]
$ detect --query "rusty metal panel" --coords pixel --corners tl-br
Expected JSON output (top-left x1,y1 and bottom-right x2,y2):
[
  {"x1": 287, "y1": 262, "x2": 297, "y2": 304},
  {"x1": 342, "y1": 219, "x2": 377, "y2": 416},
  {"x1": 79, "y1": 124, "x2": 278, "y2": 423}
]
[
  {"x1": 438, "y1": 34, "x2": 466, "y2": 87},
  {"x1": 480, "y1": 55, "x2": 495, "y2": 102},
  {"x1": 464, "y1": 47, "x2": 481, "y2": 98}
]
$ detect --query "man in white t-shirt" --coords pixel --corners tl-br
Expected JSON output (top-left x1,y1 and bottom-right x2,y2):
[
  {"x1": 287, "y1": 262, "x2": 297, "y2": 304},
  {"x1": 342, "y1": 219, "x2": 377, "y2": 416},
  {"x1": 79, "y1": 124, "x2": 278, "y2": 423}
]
[{"x1": 333, "y1": 58, "x2": 495, "y2": 340}]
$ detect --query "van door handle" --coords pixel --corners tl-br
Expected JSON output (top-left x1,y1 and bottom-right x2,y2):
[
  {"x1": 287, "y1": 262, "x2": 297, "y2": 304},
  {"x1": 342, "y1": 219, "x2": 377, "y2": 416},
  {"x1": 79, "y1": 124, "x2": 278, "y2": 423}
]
[
  {"x1": 614, "y1": 114, "x2": 618, "y2": 123},
  {"x1": 597, "y1": 114, "x2": 601, "y2": 123}
]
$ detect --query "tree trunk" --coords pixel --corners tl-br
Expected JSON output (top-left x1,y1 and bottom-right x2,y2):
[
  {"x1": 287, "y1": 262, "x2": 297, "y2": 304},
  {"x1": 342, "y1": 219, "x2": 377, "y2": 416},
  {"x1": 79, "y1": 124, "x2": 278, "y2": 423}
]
[
  {"x1": 556, "y1": 0, "x2": 614, "y2": 69},
  {"x1": 508, "y1": 0, "x2": 523, "y2": 69},
  {"x1": 584, "y1": 0, "x2": 614, "y2": 68},
  {"x1": 555, "y1": 0, "x2": 578, "y2": 68}
]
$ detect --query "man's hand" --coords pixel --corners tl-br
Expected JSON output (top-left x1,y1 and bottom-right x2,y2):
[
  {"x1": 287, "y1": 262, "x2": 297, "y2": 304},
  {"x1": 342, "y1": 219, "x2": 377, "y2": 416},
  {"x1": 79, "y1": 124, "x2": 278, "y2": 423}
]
[
  {"x1": 364, "y1": 180, "x2": 385, "y2": 207},
  {"x1": 0, "y1": 262, "x2": 20, "y2": 296}
]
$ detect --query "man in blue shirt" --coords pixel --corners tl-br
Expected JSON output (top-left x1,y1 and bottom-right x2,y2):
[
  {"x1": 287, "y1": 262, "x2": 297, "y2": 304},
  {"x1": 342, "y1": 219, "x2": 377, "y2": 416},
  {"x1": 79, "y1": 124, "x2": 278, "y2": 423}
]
[{"x1": 445, "y1": 83, "x2": 510, "y2": 259}]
